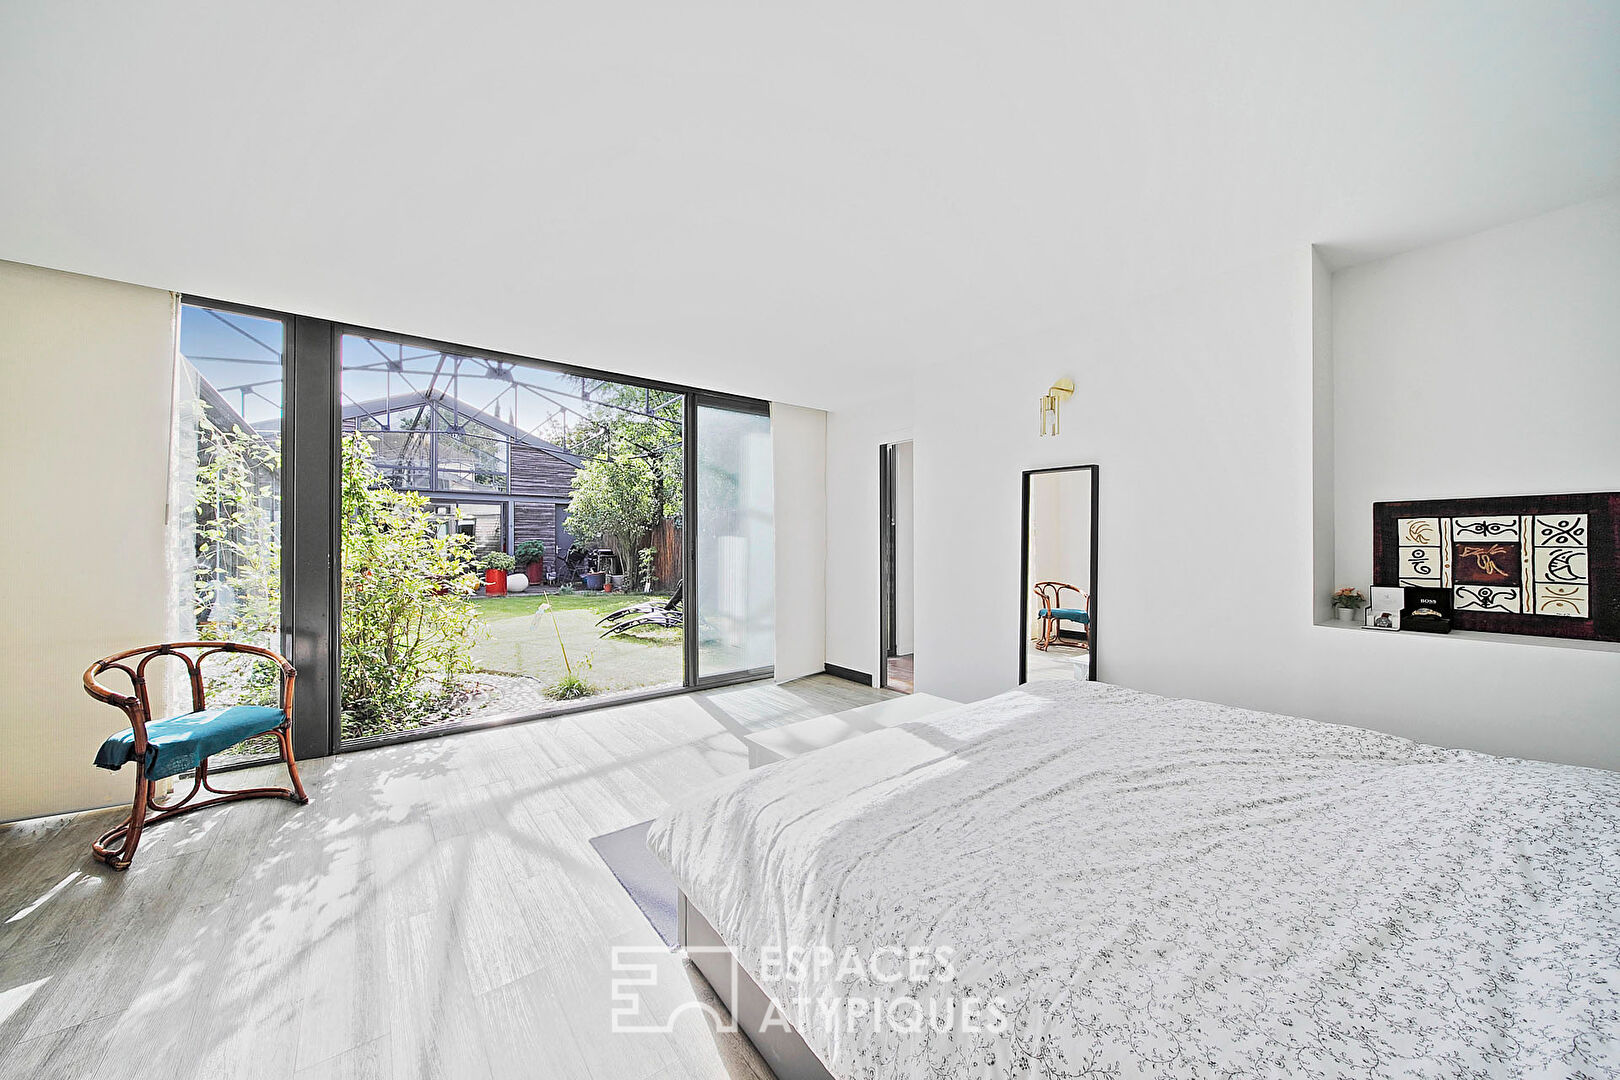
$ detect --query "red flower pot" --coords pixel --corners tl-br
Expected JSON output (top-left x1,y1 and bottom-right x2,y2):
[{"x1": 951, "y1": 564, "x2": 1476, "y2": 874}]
[
  {"x1": 527, "y1": 561, "x2": 545, "y2": 582},
  {"x1": 484, "y1": 568, "x2": 507, "y2": 596}
]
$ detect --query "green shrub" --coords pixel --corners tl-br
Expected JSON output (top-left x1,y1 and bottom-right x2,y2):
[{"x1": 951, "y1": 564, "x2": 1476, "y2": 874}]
[
  {"x1": 481, "y1": 551, "x2": 516, "y2": 572},
  {"x1": 188, "y1": 421, "x2": 489, "y2": 741},
  {"x1": 341, "y1": 435, "x2": 484, "y2": 737},
  {"x1": 544, "y1": 672, "x2": 596, "y2": 700},
  {"x1": 535, "y1": 601, "x2": 594, "y2": 700},
  {"x1": 515, "y1": 539, "x2": 546, "y2": 566}
]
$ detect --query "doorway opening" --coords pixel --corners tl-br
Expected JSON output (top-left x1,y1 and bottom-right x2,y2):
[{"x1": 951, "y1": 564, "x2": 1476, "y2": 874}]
[{"x1": 879, "y1": 441, "x2": 915, "y2": 694}]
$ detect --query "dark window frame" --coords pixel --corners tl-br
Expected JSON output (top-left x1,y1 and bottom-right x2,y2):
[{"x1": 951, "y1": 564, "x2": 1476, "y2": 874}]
[{"x1": 184, "y1": 294, "x2": 774, "y2": 761}]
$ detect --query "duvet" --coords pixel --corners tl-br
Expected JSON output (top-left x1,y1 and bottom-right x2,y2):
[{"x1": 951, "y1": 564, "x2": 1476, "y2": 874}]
[{"x1": 647, "y1": 681, "x2": 1620, "y2": 1079}]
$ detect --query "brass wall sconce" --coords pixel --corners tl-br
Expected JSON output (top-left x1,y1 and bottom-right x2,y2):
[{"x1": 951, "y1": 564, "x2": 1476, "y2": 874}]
[{"x1": 1039, "y1": 379, "x2": 1074, "y2": 436}]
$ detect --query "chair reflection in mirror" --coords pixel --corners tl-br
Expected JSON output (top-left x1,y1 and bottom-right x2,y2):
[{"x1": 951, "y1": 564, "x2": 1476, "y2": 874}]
[{"x1": 1032, "y1": 581, "x2": 1090, "y2": 651}]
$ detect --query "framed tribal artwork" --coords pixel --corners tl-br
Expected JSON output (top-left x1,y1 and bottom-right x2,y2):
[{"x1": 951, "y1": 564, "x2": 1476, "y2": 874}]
[{"x1": 1373, "y1": 492, "x2": 1620, "y2": 642}]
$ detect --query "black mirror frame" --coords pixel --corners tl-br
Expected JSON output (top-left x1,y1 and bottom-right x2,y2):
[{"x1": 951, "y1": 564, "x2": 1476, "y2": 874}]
[{"x1": 1019, "y1": 464, "x2": 1100, "y2": 684}]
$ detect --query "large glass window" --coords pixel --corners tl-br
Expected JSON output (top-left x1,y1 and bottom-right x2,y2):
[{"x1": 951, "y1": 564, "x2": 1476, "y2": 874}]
[
  {"x1": 694, "y1": 404, "x2": 774, "y2": 679},
  {"x1": 337, "y1": 332, "x2": 687, "y2": 742},
  {"x1": 172, "y1": 299, "x2": 776, "y2": 757},
  {"x1": 174, "y1": 304, "x2": 287, "y2": 756}
]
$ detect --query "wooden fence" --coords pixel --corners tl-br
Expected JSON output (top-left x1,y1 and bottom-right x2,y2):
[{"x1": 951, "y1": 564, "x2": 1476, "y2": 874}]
[{"x1": 645, "y1": 518, "x2": 683, "y2": 591}]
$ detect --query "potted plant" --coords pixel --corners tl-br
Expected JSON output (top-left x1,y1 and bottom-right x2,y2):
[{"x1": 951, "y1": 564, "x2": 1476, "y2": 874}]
[
  {"x1": 482, "y1": 551, "x2": 516, "y2": 596},
  {"x1": 1332, "y1": 587, "x2": 1367, "y2": 623},
  {"x1": 515, "y1": 539, "x2": 546, "y2": 584}
]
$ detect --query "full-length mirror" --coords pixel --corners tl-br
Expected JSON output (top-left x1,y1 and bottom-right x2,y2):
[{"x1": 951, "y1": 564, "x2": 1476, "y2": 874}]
[{"x1": 1020, "y1": 465, "x2": 1098, "y2": 683}]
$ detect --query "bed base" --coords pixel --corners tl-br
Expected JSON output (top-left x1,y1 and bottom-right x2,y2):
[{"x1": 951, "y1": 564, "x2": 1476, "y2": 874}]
[{"x1": 678, "y1": 891, "x2": 835, "y2": 1080}]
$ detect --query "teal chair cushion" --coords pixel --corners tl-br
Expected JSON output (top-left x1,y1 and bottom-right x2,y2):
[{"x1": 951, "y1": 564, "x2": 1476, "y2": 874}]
[
  {"x1": 1038, "y1": 608, "x2": 1090, "y2": 623},
  {"x1": 94, "y1": 705, "x2": 287, "y2": 780}
]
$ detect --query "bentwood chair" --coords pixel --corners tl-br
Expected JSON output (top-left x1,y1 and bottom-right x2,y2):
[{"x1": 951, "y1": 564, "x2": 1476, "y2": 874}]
[
  {"x1": 1032, "y1": 581, "x2": 1090, "y2": 651},
  {"x1": 83, "y1": 641, "x2": 310, "y2": 870}
]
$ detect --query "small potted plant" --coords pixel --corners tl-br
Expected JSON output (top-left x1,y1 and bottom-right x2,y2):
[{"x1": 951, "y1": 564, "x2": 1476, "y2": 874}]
[
  {"x1": 482, "y1": 551, "x2": 516, "y2": 596},
  {"x1": 515, "y1": 539, "x2": 546, "y2": 584},
  {"x1": 1332, "y1": 587, "x2": 1367, "y2": 623}
]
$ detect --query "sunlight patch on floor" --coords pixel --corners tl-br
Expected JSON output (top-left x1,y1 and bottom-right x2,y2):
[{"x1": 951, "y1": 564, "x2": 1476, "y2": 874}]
[
  {"x1": 0, "y1": 978, "x2": 49, "y2": 1027},
  {"x1": 5, "y1": 870, "x2": 80, "y2": 924}
]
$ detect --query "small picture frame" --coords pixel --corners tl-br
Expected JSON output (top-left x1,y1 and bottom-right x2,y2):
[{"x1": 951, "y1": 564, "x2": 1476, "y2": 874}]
[{"x1": 1365, "y1": 586, "x2": 1403, "y2": 631}]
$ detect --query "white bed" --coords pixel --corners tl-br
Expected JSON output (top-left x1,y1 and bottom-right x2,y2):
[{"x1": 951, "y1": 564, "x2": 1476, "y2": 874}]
[{"x1": 648, "y1": 680, "x2": 1620, "y2": 1079}]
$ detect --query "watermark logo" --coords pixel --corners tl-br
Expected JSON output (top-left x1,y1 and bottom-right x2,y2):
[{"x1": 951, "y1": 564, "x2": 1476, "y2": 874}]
[
  {"x1": 610, "y1": 943, "x2": 1009, "y2": 1037},
  {"x1": 610, "y1": 946, "x2": 741, "y2": 1035}
]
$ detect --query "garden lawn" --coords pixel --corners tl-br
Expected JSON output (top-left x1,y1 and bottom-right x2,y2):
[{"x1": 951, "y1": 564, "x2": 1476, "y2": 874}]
[{"x1": 470, "y1": 591, "x2": 682, "y2": 696}]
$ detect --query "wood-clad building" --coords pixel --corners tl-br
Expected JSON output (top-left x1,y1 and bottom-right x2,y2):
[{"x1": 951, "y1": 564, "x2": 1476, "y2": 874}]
[{"x1": 341, "y1": 391, "x2": 583, "y2": 578}]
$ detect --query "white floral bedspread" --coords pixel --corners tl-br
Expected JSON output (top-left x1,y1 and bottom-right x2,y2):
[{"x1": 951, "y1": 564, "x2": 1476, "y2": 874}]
[{"x1": 647, "y1": 680, "x2": 1620, "y2": 1079}]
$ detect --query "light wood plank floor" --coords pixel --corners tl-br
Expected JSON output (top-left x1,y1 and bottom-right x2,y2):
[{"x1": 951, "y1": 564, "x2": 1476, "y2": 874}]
[
  {"x1": 883, "y1": 655, "x2": 914, "y2": 695},
  {"x1": 0, "y1": 675, "x2": 891, "y2": 1080}
]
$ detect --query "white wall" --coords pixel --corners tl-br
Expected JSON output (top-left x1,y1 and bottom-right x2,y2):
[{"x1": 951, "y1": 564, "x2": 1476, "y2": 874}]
[
  {"x1": 0, "y1": 261, "x2": 176, "y2": 821},
  {"x1": 827, "y1": 201, "x2": 1620, "y2": 771},
  {"x1": 1333, "y1": 194, "x2": 1620, "y2": 590},
  {"x1": 1310, "y1": 246, "x2": 1336, "y2": 623},
  {"x1": 771, "y1": 403, "x2": 828, "y2": 681},
  {"x1": 824, "y1": 392, "x2": 913, "y2": 682},
  {"x1": 892, "y1": 441, "x2": 915, "y2": 656},
  {"x1": 911, "y1": 250, "x2": 1318, "y2": 712}
]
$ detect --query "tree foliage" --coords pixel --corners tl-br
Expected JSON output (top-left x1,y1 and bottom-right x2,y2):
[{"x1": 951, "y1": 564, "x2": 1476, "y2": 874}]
[
  {"x1": 564, "y1": 383, "x2": 682, "y2": 576},
  {"x1": 567, "y1": 447, "x2": 659, "y2": 574}
]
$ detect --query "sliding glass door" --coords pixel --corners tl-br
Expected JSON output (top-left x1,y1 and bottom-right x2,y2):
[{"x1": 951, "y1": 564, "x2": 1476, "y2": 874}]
[
  {"x1": 336, "y1": 331, "x2": 688, "y2": 744},
  {"x1": 690, "y1": 400, "x2": 774, "y2": 684},
  {"x1": 178, "y1": 294, "x2": 775, "y2": 758}
]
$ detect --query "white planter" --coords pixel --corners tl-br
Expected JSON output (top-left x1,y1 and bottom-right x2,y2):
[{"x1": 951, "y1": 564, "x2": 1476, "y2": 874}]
[
  {"x1": 1337, "y1": 607, "x2": 1359, "y2": 623},
  {"x1": 506, "y1": 572, "x2": 530, "y2": 593},
  {"x1": 610, "y1": 574, "x2": 628, "y2": 589}
]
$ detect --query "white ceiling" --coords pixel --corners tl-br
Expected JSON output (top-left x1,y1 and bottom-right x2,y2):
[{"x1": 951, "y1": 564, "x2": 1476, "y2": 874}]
[{"x1": 1, "y1": 2, "x2": 1616, "y2": 407}]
